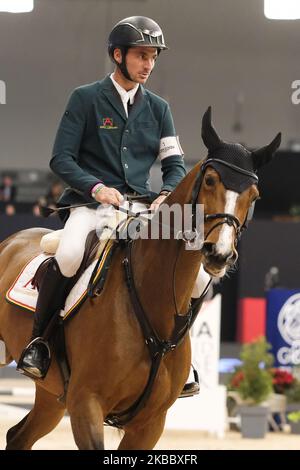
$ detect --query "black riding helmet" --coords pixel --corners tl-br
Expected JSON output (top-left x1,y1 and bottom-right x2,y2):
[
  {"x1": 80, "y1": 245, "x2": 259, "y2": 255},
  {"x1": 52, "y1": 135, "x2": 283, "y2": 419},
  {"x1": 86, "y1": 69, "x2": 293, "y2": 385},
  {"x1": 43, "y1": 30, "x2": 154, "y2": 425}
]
[{"x1": 108, "y1": 16, "x2": 168, "y2": 81}]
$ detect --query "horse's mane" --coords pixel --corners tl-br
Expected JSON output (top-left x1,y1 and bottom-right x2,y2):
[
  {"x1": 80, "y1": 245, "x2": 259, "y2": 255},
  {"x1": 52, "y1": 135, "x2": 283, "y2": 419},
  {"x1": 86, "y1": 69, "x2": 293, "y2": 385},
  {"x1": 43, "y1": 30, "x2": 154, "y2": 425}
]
[{"x1": 165, "y1": 158, "x2": 205, "y2": 207}]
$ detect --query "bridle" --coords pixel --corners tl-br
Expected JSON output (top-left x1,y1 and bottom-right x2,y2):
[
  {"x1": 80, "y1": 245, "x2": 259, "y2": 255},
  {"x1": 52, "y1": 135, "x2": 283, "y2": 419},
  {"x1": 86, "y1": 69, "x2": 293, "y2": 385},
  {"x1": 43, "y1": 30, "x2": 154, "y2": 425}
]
[{"x1": 191, "y1": 158, "x2": 259, "y2": 245}]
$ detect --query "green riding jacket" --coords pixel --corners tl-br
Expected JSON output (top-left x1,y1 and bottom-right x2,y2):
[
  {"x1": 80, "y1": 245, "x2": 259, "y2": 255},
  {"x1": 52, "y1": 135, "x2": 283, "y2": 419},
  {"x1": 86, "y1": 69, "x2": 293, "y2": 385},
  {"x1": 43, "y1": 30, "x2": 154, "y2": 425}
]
[{"x1": 50, "y1": 75, "x2": 186, "y2": 208}]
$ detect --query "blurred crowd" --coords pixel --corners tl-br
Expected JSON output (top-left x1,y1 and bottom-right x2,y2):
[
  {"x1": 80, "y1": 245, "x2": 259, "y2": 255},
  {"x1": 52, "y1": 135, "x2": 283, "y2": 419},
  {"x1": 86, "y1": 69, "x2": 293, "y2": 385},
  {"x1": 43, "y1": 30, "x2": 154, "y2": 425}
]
[{"x1": 0, "y1": 174, "x2": 64, "y2": 217}]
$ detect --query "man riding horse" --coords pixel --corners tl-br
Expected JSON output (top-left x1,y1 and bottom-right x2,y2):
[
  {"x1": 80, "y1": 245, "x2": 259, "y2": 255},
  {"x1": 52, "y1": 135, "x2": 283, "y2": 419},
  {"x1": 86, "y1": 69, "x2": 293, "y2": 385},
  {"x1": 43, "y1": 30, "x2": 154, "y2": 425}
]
[{"x1": 17, "y1": 16, "x2": 210, "y2": 396}]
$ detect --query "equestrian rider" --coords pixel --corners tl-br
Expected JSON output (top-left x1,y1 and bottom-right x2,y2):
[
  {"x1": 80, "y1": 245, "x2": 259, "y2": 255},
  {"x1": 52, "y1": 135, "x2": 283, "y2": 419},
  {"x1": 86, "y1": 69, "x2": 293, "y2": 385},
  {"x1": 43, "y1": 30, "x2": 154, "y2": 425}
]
[{"x1": 17, "y1": 16, "x2": 209, "y2": 396}]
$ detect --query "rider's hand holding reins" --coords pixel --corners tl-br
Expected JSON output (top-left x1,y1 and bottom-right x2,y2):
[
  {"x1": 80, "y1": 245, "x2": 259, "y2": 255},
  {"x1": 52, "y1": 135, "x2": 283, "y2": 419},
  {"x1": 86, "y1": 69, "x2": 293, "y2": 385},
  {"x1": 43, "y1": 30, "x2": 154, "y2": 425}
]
[
  {"x1": 150, "y1": 194, "x2": 168, "y2": 211},
  {"x1": 94, "y1": 186, "x2": 124, "y2": 206}
]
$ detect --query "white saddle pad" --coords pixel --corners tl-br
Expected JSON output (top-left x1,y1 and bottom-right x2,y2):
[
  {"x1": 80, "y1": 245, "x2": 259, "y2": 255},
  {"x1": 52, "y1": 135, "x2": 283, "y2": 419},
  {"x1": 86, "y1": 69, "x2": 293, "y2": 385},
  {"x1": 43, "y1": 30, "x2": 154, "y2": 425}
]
[{"x1": 6, "y1": 253, "x2": 103, "y2": 319}]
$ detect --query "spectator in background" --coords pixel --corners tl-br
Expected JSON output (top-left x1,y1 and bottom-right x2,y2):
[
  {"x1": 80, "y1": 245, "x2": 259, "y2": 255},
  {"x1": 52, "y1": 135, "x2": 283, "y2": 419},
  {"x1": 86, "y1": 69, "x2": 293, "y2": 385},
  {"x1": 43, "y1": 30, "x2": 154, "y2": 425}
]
[
  {"x1": 32, "y1": 180, "x2": 64, "y2": 216},
  {"x1": 5, "y1": 204, "x2": 16, "y2": 216},
  {"x1": 0, "y1": 174, "x2": 17, "y2": 215},
  {"x1": 0, "y1": 175, "x2": 17, "y2": 202}
]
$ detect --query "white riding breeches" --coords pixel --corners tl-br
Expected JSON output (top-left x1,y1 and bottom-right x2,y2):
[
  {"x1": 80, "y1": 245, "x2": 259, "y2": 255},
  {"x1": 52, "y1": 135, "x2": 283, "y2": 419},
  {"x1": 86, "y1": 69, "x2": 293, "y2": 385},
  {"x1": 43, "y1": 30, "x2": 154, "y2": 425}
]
[
  {"x1": 54, "y1": 202, "x2": 147, "y2": 278},
  {"x1": 53, "y1": 204, "x2": 211, "y2": 298},
  {"x1": 55, "y1": 206, "x2": 99, "y2": 277}
]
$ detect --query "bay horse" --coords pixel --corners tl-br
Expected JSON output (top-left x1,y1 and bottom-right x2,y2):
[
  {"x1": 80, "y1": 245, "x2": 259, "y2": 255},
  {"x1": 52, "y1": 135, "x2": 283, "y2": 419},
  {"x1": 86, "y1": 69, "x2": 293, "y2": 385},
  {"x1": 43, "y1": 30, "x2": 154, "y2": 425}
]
[{"x1": 0, "y1": 108, "x2": 280, "y2": 450}]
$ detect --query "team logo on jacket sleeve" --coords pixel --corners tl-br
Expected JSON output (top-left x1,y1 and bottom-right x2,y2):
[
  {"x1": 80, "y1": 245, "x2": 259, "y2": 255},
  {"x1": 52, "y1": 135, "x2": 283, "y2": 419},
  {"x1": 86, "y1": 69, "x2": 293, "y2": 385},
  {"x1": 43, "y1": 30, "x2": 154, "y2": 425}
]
[{"x1": 99, "y1": 117, "x2": 118, "y2": 129}]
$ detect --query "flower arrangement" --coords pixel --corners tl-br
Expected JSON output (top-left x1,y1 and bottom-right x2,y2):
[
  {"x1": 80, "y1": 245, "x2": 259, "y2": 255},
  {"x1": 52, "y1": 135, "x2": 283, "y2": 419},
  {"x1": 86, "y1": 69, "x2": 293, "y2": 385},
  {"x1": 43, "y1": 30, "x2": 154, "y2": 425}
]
[
  {"x1": 270, "y1": 368, "x2": 295, "y2": 394},
  {"x1": 269, "y1": 367, "x2": 300, "y2": 403},
  {"x1": 228, "y1": 337, "x2": 274, "y2": 405}
]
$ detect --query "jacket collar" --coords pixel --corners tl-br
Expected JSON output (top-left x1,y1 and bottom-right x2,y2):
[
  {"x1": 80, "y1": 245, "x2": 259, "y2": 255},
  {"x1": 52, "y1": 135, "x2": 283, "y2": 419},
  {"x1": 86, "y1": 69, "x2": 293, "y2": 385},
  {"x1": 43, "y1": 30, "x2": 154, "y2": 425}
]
[{"x1": 99, "y1": 75, "x2": 148, "y2": 123}]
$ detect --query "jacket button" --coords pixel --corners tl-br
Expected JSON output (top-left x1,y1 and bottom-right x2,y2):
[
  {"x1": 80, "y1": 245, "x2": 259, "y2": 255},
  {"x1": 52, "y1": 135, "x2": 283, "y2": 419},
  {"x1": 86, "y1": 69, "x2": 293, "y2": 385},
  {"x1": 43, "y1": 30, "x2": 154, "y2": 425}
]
[
  {"x1": 123, "y1": 146, "x2": 127, "y2": 151},
  {"x1": 124, "y1": 163, "x2": 129, "y2": 169},
  {"x1": 125, "y1": 129, "x2": 129, "y2": 134}
]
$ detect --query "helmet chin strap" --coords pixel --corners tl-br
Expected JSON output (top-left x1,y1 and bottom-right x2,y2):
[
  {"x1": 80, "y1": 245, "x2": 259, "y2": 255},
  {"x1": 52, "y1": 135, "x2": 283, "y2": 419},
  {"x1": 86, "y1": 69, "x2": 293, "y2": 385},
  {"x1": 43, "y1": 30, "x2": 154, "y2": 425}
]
[
  {"x1": 116, "y1": 46, "x2": 133, "y2": 82},
  {"x1": 118, "y1": 62, "x2": 133, "y2": 82}
]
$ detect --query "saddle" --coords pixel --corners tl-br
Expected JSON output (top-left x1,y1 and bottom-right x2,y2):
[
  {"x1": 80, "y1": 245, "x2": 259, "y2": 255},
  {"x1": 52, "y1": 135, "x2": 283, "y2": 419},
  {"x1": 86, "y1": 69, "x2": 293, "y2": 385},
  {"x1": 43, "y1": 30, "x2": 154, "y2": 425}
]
[
  {"x1": 31, "y1": 195, "x2": 151, "y2": 317},
  {"x1": 32, "y1": 229, "x2": 101, "y2": 293}
]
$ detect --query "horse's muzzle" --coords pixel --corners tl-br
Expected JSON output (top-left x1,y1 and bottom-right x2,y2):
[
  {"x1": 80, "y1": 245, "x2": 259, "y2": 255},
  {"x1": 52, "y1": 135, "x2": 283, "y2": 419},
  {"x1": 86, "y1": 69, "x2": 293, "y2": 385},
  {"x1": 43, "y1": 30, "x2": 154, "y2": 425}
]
[{"x1": 201, "y1": 242, "x2": 237, "y2": 275}]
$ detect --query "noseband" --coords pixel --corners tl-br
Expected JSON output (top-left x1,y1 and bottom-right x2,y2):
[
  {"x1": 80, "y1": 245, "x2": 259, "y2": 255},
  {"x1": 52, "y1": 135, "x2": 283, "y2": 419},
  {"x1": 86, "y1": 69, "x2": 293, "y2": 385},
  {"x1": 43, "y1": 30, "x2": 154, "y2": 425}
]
[
  {"x1": 191, "y1": 158, "x2": 259, "y2": 244},
  {"x1": 204, "y1": 212, "x2": 241, "y2": 244}
]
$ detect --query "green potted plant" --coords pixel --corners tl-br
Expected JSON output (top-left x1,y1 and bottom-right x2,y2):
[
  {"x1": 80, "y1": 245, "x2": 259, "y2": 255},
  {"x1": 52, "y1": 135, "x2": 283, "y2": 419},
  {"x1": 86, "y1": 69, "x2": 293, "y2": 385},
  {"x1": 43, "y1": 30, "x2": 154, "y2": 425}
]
[{"x1": 228, "y1": 337, "x2": 274, "y2": 438}]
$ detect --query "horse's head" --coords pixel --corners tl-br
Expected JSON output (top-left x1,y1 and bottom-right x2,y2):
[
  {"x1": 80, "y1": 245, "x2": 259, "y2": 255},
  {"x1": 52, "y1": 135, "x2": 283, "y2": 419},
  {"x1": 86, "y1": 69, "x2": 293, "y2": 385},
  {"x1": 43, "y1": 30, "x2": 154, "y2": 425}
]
[{"x1": 197, "y1": 107, "x2": 281, "y2": 277}]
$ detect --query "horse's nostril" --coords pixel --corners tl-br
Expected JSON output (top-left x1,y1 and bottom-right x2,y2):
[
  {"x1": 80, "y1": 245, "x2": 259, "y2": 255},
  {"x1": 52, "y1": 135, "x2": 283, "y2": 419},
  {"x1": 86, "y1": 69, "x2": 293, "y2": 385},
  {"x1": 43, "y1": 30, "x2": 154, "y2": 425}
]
[{"x1": 202, "y1": 242, "x2": 216, "y2": 256}]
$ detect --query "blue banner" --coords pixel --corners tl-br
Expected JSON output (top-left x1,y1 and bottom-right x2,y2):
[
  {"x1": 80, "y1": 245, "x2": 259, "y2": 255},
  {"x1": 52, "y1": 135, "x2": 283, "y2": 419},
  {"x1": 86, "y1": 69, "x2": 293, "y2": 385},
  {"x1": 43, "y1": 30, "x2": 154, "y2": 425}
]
[{"x1": 266, "y1": 288, "x2": 300, "y2": 367}]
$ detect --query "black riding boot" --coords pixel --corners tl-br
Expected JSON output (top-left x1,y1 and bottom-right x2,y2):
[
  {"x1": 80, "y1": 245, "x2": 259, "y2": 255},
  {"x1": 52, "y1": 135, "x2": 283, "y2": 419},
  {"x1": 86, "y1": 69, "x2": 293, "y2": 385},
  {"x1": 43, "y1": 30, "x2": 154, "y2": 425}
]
[{"x1": 17, "y1": 258, "x2": 70, "y2": 379}]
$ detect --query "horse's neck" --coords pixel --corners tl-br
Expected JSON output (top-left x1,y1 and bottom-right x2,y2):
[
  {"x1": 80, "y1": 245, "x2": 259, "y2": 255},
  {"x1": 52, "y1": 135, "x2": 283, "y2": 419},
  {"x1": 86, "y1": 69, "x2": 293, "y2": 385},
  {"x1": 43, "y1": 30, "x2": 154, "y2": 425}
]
[
  {"x1": 132, "y1": 239, "x2": 202, "y2": 339},
  {"x1": 166, "y1": 162, "x2": 201, "y2": 208},
  {"x1": 131, "y1": 168, "x2": 203, "y2": 338}
]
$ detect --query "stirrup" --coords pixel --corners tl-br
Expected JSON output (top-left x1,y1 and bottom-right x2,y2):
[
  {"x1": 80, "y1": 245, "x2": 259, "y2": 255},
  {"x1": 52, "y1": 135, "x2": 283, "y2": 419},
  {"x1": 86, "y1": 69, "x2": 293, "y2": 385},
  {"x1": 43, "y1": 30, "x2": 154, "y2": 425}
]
[
  {"x1": 179, "y1": 381, "x2": 200, "y2": 398},
  {"x1": 179, "y1": 366, "x2": 200, "y2": 398},
  {"x1": 17, "y1": 337, "x2": 51, "y2": 379}
]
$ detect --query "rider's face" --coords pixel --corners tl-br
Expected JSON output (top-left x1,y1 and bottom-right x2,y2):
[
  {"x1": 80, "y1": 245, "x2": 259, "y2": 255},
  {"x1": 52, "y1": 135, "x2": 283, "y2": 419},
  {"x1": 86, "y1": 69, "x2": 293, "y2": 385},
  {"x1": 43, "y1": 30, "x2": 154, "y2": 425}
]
[{"x1": 120, "y1": 47, "x2": 158, "y2": 84}]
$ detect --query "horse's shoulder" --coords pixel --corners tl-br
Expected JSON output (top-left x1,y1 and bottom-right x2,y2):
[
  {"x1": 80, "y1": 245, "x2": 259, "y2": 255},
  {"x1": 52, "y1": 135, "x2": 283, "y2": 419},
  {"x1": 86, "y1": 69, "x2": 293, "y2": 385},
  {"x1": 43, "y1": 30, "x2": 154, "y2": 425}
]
[{"x1": 14, "y1": 227, "x2": 53, "y2": 241}]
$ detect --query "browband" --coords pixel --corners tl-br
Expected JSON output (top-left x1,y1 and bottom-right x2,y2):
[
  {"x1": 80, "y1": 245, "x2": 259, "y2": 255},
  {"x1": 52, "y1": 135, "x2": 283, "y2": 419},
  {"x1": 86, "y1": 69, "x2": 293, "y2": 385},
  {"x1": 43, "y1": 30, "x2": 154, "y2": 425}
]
[{"x1": 203, "y1": 158, "x2": 259, "y2": 182}]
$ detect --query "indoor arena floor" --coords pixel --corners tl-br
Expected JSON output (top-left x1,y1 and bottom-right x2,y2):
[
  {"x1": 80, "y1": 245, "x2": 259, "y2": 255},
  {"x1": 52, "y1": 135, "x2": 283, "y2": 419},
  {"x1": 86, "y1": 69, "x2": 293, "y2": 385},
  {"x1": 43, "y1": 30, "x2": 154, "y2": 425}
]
[{"x1": 0, "y1": 378, "x2": 299, "y2": 450}]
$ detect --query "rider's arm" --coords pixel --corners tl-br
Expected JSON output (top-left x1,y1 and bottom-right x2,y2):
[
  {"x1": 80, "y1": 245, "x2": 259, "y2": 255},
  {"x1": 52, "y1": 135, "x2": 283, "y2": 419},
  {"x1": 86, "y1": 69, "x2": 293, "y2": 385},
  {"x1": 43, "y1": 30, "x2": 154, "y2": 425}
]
[
  {"x1": 159, "y1": 105, "x2": 186, "y2": 193},
  {"x1": 50, "y1": 89, "x2": 102, "y2": 201}
]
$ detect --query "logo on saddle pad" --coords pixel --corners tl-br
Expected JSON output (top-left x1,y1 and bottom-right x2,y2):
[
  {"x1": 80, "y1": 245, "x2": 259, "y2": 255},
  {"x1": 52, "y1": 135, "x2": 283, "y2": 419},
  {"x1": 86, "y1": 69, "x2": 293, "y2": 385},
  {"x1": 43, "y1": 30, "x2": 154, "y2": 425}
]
[
  {"x1": 100, "y1": 117, "x2": 118, "y2": 129},
  {"x1": 6, "y1": 243, "x2": 114, "y2": 320}
]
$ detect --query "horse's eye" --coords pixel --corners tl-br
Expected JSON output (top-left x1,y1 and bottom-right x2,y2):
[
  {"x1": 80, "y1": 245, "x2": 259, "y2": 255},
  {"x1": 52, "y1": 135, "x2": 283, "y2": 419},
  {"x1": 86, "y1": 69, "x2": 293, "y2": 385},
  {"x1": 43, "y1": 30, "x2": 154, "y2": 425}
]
[{"x1": 205, "y1": 176, "x2": 215, "y2": 187}]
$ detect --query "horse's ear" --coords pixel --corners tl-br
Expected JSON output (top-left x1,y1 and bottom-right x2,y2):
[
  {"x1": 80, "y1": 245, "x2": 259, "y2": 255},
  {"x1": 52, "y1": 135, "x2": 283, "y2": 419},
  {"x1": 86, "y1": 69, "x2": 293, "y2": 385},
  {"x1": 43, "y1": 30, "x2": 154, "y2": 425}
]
[
  {"x1": 252, "y1": 132, "x2": 282, "y2": 169},
  {"x1": 201, "y1": 106, "x2": 222, "y2": 151}
]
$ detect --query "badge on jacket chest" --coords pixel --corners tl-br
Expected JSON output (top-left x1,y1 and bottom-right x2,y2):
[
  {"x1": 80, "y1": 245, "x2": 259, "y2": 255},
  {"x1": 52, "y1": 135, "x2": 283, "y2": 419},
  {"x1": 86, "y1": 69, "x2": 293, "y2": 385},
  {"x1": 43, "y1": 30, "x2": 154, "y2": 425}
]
[{"x1": 99, "y1": 117, "x2": 118, "y2": 129}]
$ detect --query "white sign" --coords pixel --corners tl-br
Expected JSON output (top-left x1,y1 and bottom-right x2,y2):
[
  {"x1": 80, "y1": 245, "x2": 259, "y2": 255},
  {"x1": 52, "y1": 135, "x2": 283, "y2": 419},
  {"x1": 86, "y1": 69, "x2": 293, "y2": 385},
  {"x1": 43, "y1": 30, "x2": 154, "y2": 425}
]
[
  {"x1": 165, "y1": 295, "x2": 227, "y2": 437},
  {"x1": 191, "y1": 294, "x2": 222, "y2": 389}
]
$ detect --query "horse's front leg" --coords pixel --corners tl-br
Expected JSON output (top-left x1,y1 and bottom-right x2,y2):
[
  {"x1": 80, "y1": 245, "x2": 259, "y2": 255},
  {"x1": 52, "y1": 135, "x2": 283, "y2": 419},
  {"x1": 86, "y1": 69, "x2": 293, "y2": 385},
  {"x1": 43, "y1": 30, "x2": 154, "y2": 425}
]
[
  {"x1": 118, "y1": 412, "x2": 167, "y2": 450},
  {"x1": 6, "y1": 385, "x2": 65, "y2": 450},
  {"x1": 67, "y1": 390, "x2": 105, "y2": 450}
]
